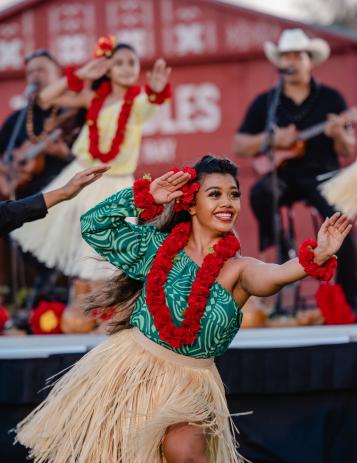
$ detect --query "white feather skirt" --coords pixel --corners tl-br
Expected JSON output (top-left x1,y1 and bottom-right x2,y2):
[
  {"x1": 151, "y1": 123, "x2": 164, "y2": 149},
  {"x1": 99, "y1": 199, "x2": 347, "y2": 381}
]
[
  {"x1": 320, "y1": 161, "x2": 357, "y2": 218},
  {"x1": 11, "y1": 159, "x2": 134, "y2": 280}
]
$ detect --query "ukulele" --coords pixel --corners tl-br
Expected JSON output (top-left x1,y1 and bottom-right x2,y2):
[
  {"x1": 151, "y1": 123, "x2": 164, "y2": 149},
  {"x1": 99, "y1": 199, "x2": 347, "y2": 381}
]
[
  {"x1": 252, "y1": 107, "x2": 357, "y2": 176},
  {"x1": 0, "y1": 128, "x2": 62, "y2": 198}
]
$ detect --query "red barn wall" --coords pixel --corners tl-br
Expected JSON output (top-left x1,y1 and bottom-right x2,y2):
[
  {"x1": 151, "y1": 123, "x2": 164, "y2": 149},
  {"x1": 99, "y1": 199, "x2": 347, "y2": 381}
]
[{"x1": 0, "y1": 0, "x2": 356, "y2": 257}]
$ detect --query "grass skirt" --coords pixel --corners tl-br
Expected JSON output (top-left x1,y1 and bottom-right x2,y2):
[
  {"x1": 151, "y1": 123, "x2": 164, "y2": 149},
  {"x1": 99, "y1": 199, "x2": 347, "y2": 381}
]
[
  {"x1": 15, "y1": 328, "x2": 245, "y2": 462},
  {"x1": 320, "y1": 161, "x2": 357, "y2": 218},
  {"x1": 11, "y1": 159, "x2": 134, "y2": 280}
]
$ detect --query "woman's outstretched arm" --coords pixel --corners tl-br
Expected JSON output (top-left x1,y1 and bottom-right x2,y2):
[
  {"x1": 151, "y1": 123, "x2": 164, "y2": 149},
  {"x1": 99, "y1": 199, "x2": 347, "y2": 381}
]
[{"x1": 238, "y1": 213, "x2": 352, "y2": 297}]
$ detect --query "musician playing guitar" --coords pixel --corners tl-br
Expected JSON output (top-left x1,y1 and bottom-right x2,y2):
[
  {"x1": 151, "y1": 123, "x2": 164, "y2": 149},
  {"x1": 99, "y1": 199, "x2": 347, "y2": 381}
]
[
  {"x1": 0, "y1": 49, "x2": 76, "y2": 199},
  {"x1": 234, "y1": 29, "x2": 357, "y2": 311}
]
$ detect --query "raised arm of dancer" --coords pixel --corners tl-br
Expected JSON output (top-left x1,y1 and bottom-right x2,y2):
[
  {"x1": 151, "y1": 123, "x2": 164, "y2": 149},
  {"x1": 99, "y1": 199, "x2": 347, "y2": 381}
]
[
  {"x1": 39, "y1": 58, "x2": 111, "y2": 109},
  {"x1": 237, "y1": 213, "x2": 351, "y2": 297},
  {"x1": 134, "y1": 58, "x2": 172, "y2": 123},
  {"x1": 43, "y1": 165, "x2": 109, "y2": 208}
]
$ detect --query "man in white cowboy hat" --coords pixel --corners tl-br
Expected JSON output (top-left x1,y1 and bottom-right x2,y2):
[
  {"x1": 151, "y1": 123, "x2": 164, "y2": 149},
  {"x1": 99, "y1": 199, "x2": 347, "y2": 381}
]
[{"x1": 234, "y1": 28, "x2": 357, "y2": 311}]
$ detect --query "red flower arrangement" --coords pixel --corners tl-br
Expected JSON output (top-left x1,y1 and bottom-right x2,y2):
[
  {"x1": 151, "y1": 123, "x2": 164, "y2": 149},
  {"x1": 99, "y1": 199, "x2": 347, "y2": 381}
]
[
  {"x1": 146, "y1": 221, "x2": 240, "y2": 348},
  {"x1": 30, "y1": 300, "x2": 65, "y2": 335},
  {"x1": 65, "y1": 66, "x2": 84, "y2": 93},
  {"x1": 316, "y1": 283, "x2": 356, "y2": 325},
  {"x1": 133, "y1": 167, "x2": 200, "y2": 221},
  {"x1": 145, "y1": 83, "x2": 172, "y2": 104},
  {"x1": 94, "y1": 34, "x2": 116, "y2": 58},
  {"x1": 133, "y1": 174, "x2": 164, "y2": 221},
  {"x1": 170, "y1": 167, "x2": 200, "y2": 213},
  {"x1": 0, "y1": 306, "x2": 9, "y2": 331},
  {"x1": 86, "y1": 82, "x2": 141, "y2": 163},
  {"x1": 298, "y1": 239, "x2": 337, "y2": 281}
]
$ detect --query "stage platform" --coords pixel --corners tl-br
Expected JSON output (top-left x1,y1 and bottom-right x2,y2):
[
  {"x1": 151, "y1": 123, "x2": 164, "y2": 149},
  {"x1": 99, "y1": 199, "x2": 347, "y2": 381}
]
[
  {"x1": 1, "y1": 326, "x2": 357, "y2": 463},
  {"x1": 1, "y1": 324, "x2": 357, "y2": 358}
]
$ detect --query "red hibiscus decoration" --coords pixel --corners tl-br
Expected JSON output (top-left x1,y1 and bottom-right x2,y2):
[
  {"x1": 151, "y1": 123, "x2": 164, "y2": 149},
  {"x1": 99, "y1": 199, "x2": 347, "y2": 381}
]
[
  {"x1": 94, "y1": 34, "x2": 116, "y2": 58},
  {"x1": 30, "y1": 300, "x2": 65, "y2": 335},
  {"x1": 170, "y1": 167, "x2": 200, "y2": 213}
]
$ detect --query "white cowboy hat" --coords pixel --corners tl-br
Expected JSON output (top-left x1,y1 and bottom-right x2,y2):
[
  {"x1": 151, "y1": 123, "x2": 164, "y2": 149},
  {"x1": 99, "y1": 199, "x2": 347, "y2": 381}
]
[{"x1": 264, "y1": 29, "x2": 330, "y2": 66}]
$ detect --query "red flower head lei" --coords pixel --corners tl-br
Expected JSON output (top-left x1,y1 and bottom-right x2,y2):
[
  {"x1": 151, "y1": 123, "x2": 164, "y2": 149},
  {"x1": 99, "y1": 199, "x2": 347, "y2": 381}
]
[
  {"x1": 30, "y1": 300, "x2": 65, "y2": 335},
  {"x1": 146, "y1": 222, "x2": 240, "y2": 348},
  {"x1": 133, "y1": 167, "x2": 200, "y2": 221},
  {"x1": 94, "y1": 34, "x2": 116, "y2": 58}
]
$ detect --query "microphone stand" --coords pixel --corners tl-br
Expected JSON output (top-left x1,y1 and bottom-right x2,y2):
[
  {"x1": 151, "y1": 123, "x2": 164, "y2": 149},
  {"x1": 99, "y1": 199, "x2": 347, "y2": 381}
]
[{"x1": 261, "y1": 76, "x2": 286, "y2": 315}]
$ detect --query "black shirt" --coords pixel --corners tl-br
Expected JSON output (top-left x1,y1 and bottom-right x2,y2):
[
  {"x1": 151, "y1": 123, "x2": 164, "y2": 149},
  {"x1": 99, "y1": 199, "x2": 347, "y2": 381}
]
[
  {"x1": 0, "y1": 193, "x2": 47, "y2": 236},
  {"x1": 238, "y1": 79, "x2": 347, "y2": 178},
  {"x1": 0, "y1": 103, "x2": 72, "y2": 198}
]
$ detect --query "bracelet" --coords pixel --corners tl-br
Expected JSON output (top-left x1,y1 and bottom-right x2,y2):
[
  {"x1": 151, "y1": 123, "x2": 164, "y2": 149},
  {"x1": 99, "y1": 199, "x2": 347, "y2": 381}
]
[
  {"x1": 298, "y1": 239, "x2": 337, "y2": 281},
  {"x1": 65, "y1": 66, "x2": 84, "y2": 93},
  {"x1": 145, "y1": 83, "x2": 172, "y2": 105},
  {"x1": 133, "y1": 175, "x2": 163, "y2": 221}
]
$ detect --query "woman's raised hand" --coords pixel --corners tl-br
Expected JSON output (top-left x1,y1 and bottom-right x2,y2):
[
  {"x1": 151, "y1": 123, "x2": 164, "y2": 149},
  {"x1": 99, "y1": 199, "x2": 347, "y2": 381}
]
[
  {"x1": 149, "y1": 171, "x2": 191, "y2": 205},
  {"x1": 76, "y1": 58, "x2": 112, "y2": 81},
  {"x1": 314, "y1": 212, "x2": 352, "y2": 264},
  {"x1": 147, "y1": 59, "x2": 171, "y2": 93}
]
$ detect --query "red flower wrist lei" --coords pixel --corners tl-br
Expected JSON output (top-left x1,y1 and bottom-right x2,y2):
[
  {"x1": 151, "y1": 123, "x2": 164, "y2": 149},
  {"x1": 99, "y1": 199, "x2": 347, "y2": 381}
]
[
  {"x1": 133, "y1": 175, "x2": 164, "y2": 221},
  {"x1": 145, "y1": 83, "x2": 172, "y2": 105},
  {"x1": 298, "y1": 239, "x2": 337, "y2": 281},
  {"x1": 65, "y1": 66, "x2": 84, "y2": 93}
]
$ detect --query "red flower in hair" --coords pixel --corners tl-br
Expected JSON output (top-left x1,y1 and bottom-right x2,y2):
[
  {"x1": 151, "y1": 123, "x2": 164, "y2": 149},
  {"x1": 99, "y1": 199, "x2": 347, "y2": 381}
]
[
  {"x1": 170, "y1": 167, "x2": 200, "y2": 213},
  {"x1": 94, "y1": 34, "x2": 116, "y2": 58}
]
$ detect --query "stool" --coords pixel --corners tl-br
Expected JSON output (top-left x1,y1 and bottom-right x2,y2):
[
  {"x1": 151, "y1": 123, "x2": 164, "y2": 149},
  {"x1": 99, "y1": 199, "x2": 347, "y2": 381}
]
[{"x1": 275, "y1": 202, "x2": 322, "y2": 313}]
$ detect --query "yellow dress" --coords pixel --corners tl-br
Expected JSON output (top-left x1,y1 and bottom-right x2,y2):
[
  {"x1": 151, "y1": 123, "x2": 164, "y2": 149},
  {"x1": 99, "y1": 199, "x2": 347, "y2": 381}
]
[
  {"x1": 11, "y1": 89, "x2": 164, "y2": 279},
  {"x1": 72, "y1": 92, "x2": 158, "y2": 176}
]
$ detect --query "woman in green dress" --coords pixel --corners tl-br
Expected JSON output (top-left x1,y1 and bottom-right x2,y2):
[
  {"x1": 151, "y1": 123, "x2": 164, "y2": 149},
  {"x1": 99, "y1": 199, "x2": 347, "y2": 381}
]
[{"x1": 15, "y1": 155, "x2": 351, "y2": 462}]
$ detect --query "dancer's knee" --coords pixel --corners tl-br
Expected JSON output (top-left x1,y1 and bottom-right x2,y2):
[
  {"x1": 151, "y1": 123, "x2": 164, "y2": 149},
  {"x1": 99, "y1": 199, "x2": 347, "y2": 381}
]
[{"x1": 163, "y1": 423, "x2": 208, "y2": 463}]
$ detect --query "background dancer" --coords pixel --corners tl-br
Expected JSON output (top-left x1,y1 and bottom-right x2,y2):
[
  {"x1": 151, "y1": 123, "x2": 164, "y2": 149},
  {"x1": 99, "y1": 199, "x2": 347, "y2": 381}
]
[{"x1": 11, "y1": 35, "x2": 172, "y2": 330}]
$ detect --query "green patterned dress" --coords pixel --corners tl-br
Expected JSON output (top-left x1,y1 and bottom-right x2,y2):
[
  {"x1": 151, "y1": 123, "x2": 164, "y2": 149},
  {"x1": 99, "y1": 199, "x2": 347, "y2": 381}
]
[{"x1": 81, "y1": 187, "x2": 243, "y2": 359}]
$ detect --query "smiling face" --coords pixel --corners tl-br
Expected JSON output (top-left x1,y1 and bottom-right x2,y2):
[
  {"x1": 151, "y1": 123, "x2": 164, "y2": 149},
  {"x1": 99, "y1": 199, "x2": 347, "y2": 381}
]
[
  {"x1": 189, "y1": 173, "x2": 241, "y2": 235},
  {"x1": 109, "y1": 47, "x2": 140, "y2": 87}
]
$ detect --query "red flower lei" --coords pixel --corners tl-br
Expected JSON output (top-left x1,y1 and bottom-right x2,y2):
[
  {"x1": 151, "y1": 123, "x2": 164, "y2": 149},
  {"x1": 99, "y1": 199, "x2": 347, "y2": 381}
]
[
  {"x1": 86, "y1": 82, "x2": 141, "y2": 163},
  {"x1": 146, "y1": 221, "x2": 240, "y2": 348},
  {"x1": 298, "y1": 239, "x2": 337, "y2": 281}
]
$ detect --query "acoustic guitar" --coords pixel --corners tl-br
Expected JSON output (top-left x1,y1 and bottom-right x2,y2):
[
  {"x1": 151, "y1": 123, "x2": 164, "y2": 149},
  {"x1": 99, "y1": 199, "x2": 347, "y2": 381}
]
[{"x1": 252, "y1": 107, "x2": 357, "y2": 176}]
